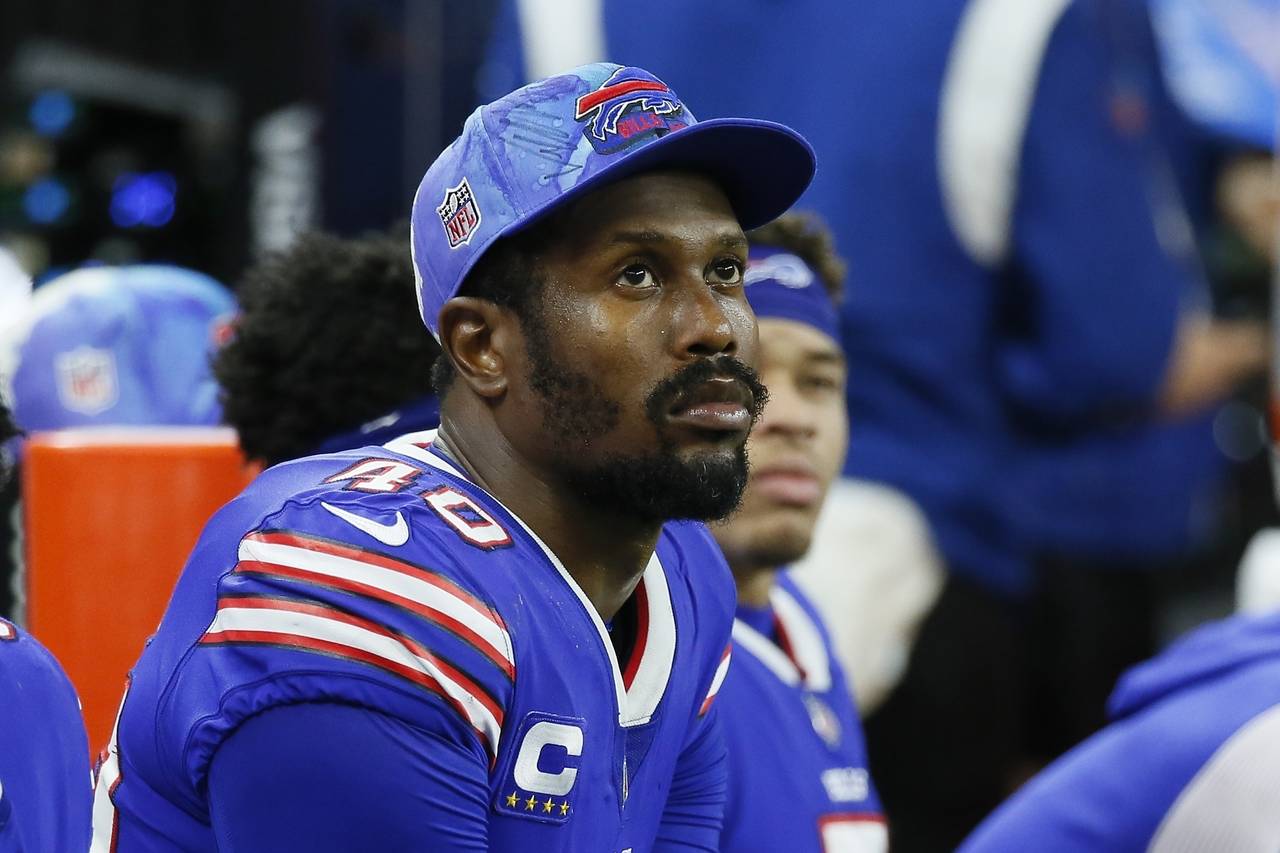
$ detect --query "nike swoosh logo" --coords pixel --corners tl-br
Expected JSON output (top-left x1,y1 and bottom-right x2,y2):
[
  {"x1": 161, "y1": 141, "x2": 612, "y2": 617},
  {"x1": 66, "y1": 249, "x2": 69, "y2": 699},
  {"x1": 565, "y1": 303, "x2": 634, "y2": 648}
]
[{"x1": 320, "y1": 502, "x2": 409, "y2": 547}]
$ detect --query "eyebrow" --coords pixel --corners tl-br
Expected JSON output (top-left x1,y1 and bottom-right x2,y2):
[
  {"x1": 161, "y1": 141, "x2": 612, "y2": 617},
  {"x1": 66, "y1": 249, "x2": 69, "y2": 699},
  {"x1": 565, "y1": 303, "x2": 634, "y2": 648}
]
[
  {"x1": 802, "y1": 350, "x2": 847, "y2": 367},
  {"x1": 608, "y1": 230, "x2": 748, "y2": 251}
]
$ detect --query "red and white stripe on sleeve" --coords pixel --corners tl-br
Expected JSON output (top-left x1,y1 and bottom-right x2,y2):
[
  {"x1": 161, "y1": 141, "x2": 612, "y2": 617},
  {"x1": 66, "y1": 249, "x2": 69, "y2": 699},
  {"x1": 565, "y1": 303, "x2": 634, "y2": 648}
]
[
  {"x1": 200, "y1": 529, "x2": 515, "y2": 759},
  {"x1": 699, "y1": 644, "x2": 733, "y2": 717}
]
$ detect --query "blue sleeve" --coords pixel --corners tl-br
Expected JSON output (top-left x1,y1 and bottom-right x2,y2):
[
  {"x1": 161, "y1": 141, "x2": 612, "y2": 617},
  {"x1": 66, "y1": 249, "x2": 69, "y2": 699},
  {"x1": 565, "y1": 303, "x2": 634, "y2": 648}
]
[
  {"x1": 208, "y1": 702, "x2": 489, "y2": 851},
  {"x1": 1001, "y1": 0, "x2": 1186, "y2": 421},
  {"x1": 653, "y1": 705, "x2": 729, "y2": 852},
  {"x1": 957, "y1": 690, "x2": 1215, "y2": 852}
]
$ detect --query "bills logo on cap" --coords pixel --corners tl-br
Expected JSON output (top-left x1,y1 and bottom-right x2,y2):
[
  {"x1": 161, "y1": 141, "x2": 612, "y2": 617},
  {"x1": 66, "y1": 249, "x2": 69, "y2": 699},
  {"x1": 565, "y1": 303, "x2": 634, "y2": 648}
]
[
  {"x1": 574, "y1": 67, "x2": 687, "y2": 155},
  {"x1": 55, "y1": 346, "x2": 118, "y2": 416},
  {"x1": 437, "y1": 177, "x2": 482, "y2": 249}
]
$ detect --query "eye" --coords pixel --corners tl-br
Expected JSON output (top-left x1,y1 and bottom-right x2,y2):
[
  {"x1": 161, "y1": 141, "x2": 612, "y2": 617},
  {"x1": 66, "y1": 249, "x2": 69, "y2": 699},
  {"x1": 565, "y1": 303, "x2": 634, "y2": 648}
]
[
  {"x1": 707, "y1": 258, "x2": 744, "y2": 287},
  {"x1": 617, "y1": 264, "x2": 657, "y2": 289},
  {"x1": 799, "y1": 374, "x2": 842, "y2": 394}
]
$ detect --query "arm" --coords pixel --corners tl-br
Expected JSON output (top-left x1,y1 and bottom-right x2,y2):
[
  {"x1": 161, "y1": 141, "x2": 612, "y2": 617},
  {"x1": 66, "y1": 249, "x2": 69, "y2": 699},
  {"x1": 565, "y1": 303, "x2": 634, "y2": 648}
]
[
  {"x1": 208, "y1": 702, "x2": 490, "y2": 851},
  {"x1": 652, "y1": 705, "x2": 729, "y2": 852}
]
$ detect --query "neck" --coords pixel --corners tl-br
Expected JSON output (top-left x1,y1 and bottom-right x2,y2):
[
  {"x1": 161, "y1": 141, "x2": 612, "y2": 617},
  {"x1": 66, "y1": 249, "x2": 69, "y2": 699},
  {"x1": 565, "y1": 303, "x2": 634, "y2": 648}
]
[
  {"x1": 434, "y1": 417, "x2": 659, "y2": 623},
  {"x1": 733, "y1": 562, "x2": 779, "y2": 609}
]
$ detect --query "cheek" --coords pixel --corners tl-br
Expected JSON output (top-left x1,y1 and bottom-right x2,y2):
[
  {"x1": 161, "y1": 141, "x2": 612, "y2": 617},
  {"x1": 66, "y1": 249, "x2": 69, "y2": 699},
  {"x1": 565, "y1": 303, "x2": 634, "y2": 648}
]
[
  {"x1": 728, "y1": 300, "x2": 760, "y2": 365},
  {"x1": 814, "y1": 406, "x2": 849, "y2": 483},
  {"x1": 570, "y1": 304, "x2": 662, "y2": 404}
]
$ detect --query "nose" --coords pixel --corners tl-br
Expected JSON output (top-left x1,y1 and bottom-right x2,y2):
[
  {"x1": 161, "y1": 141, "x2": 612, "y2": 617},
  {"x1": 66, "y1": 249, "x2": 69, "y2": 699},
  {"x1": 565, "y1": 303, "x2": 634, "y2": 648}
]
[
  {"x1": 756, "y1": 379, "x2": 816, "y2": 440},
  {"x1": 668, "y1": 280, "x2": 742, "y2": 360}
]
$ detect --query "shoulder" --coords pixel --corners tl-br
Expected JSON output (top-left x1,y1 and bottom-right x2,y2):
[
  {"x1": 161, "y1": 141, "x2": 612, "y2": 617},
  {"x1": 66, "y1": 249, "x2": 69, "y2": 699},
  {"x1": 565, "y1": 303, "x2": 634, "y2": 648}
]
[
  {"x1": 145, "y1": 445, "x2": 528, "y2": 792},
  {"x1": 0, "y1": 619, "x2": 80, "y2": 708},
  {"x1": 1147, "y1": 703, "x2": 1280, "y2": 850},
  {"x1": 658, "y1": 521, "x2": 736, "y2": 655},
  {"x1": 0, "y1": 619, "x2": 91, "y2": 850},
  {"x1": 658, "y1": 521, "x2": 736, "y2": 612},
  {"x1": 962, "y1": 658, "x2": 1280, "y2": 852}
]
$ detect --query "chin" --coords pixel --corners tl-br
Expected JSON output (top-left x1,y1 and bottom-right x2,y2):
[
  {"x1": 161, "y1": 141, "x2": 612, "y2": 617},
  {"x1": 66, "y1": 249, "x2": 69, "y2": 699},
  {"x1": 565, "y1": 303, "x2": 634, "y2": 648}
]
[{"x1": 729, "y1": 518, "x2": 813, "y2": 568}]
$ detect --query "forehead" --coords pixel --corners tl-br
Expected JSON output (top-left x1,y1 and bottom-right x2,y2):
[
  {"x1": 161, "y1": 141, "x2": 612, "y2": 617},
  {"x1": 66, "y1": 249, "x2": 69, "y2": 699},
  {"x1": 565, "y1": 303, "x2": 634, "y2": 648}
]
[
  {"x1": 540, "y1": 170, "x2": 746, "y2": 256},
  {"x1": 758, "y1": 317, "x2": 844, "y2": 365}
]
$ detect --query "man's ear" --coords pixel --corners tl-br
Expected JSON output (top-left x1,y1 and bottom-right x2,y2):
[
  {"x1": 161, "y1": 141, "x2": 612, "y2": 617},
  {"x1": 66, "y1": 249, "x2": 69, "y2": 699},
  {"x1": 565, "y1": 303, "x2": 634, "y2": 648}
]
[{"x1": 437, "y1": 297, "x2": 513, "y2": 399}]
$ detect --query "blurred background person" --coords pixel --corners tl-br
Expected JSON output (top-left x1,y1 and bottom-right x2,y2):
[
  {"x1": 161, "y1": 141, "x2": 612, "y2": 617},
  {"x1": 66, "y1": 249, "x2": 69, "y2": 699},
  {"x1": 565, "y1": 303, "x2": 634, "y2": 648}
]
[
  {"x1": 0, "y1": 264, "x2": 235, "y2": 620},
  {"x1": 966, "y1": 1, "x2": 1280, "y2": 846},
  {"x1": 714, "y1": 213, "x2": 886, "y2": 852},
  {"x1": 485, "y1": 1, "x2": 1269, "y2": 848},
  {"x1": 959, "y1": 585, "x2": 1280, "y2": 851},
  {"x1": 1010, "y1": 0, "x2": 1280, "y2": 773},
  {"x1": 213, "y1": 226, "x2": 440, "y2": 468},
  {"x1": 0, "y1": 394, "x2": 92, "y2": 853},
  {"x1": 960, "y1": 518, "x2": 1280, "y2": 851},
  {"x1": 0, "y1": 265, "x2": 233, "y2": 433}
]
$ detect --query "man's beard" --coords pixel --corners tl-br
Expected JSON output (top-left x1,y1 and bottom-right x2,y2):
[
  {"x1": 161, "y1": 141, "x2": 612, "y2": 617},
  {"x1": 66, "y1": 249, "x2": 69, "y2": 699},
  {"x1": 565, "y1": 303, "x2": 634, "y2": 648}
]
[{"x1": 524, "y1": 313, "x2": 768, "y2": 524}]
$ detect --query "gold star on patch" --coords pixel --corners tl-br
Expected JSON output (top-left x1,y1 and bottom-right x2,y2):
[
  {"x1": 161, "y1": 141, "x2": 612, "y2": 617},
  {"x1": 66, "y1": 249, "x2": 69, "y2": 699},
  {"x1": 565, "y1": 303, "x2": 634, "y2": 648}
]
[
  {"x1": 559, "y1": 801, "x2": 570, "y2": 816},
  {"x1": 542, "y1": 797, "x2": 555, "y2": 813},
  {"x1": 525, "y1": 794, "x2": 537, "y2": 811},
  {"x1": 504, "y1": 791, "x2": 518, "y2": 808}
]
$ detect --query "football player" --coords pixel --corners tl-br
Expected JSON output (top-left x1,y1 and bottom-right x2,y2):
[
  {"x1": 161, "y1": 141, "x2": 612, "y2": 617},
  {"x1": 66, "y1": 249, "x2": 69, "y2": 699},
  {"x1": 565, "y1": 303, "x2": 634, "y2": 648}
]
[
  {"x1": 212, "y1": 226, "x2": 441, "y2": 467},
  {"x1": 93, "y1": 63, "x2": 814, "y2": 851},
  {"x1": 0, "y1": 396, "x2": 93, "y2": 852},
  {"x1": 714, "y1": 214, "x2": 886, "y2": 853}
]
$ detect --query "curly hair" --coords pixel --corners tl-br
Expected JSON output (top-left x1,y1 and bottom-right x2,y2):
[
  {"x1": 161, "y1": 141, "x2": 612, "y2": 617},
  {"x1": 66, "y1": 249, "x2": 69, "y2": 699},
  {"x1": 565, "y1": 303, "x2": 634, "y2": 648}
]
[
  {"x1": 215, "y1": 227, "x2": 441, "y2": 466},
  {"x1": 748, "y1": 211, "x2": 847, "y2": 302}
]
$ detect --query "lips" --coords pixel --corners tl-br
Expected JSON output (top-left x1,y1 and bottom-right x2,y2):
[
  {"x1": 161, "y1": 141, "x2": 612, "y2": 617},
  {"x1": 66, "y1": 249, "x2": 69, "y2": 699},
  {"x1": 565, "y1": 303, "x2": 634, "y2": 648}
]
[
  {"x1": 752, "y1": 462, "x2": 822, "y2": 507},
  {"x1": 665, "y1": 377, "x2": 754, "y2": 433}
]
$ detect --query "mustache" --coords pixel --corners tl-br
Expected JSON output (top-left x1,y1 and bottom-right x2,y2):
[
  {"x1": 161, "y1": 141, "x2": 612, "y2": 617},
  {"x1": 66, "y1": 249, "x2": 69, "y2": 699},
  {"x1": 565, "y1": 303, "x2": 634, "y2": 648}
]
[{"x1": 644, "y1": 355, "x2": 769, "y2": 425}]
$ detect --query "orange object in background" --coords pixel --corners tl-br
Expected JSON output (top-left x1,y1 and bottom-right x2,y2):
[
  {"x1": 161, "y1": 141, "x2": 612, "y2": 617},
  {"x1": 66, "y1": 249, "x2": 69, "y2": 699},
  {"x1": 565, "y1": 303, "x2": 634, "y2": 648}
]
[{"x1": 22, "y1": 427, "x2": 257, "y2": 751}]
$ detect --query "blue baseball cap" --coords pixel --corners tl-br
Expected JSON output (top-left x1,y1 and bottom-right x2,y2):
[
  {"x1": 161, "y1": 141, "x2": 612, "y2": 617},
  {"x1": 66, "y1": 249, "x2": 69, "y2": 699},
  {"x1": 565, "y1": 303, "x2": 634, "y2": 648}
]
[
  {"x1": 410, "y1": 62, "x2": 816, "y2": 336},
  {"x1": 0, "y1": 264, "x2": 237, "y2": 433}
]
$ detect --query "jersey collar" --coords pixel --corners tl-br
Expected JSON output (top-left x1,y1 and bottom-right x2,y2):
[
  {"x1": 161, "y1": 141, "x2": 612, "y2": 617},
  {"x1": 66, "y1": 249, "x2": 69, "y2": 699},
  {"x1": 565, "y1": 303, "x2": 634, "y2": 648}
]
[
  {"x1": 384, "y1": 428, "x2": 677, "y2": 727},
  {"x1": 732, "y1": 583, "x2": 832, "y2": 692}
]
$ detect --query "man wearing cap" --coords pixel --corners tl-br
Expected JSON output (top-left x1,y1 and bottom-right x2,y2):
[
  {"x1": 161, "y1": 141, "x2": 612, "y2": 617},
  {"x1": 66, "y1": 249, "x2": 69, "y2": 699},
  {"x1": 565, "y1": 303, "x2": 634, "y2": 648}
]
[
  {"x1": 93, "y1": 63, "x2": 813, "y2": 851},
  {"x1": 714, "y1": 214, "x2": 887, "y2": 852}
]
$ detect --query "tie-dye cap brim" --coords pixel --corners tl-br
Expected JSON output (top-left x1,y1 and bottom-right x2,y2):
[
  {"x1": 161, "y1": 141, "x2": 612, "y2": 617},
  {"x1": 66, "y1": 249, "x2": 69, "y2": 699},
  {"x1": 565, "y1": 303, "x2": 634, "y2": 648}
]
[{"x1": 410, "y1": 62, "x2": 816, "y2": 336}]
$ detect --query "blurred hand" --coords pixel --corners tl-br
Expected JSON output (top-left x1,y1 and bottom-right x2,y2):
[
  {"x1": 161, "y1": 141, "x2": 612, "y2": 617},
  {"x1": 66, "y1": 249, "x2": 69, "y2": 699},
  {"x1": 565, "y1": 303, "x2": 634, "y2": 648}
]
[
  {"x1": 1157, "y1": 314, "x2": 1270, "y2": 417},
  {"x1": 1217, "y1": 153, "x2": 1280, "y2": 265}
]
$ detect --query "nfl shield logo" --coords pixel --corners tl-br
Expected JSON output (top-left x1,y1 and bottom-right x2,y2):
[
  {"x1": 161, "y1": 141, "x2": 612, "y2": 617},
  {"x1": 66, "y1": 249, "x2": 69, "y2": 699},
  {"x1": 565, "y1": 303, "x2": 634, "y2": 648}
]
[
  {"x1": 437, "y1": 178, "x2": 482, "y2": 249},
  {"x1": 55, "y1": 346, "x2": 119, "y2": 416},
  {"x1": 804, "y1": 694, "x2": 843, "y2": 750}
]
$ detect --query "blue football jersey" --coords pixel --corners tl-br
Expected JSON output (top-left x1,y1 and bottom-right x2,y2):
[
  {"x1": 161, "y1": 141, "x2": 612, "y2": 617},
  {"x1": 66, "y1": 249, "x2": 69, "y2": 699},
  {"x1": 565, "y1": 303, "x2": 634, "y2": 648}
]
[
  {"x1": 0, "y1": 618, "x2": 93, "y2": 853},
  {"x1": 960, "y1": 611, "x2": 1280, "y2": 851},
  {"x1": 720, "y1": 574, "x2": 886, "y2": 853},
  {"x1": 92, "y1": 430, "x2": 736, "y2": 851}
]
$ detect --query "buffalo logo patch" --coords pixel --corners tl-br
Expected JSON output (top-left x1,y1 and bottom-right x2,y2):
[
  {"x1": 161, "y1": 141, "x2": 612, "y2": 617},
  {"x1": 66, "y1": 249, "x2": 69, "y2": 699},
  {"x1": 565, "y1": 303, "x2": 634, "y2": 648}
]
[{"x1": 574, "y1": 67, "x2": 687, "y2": 155}]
